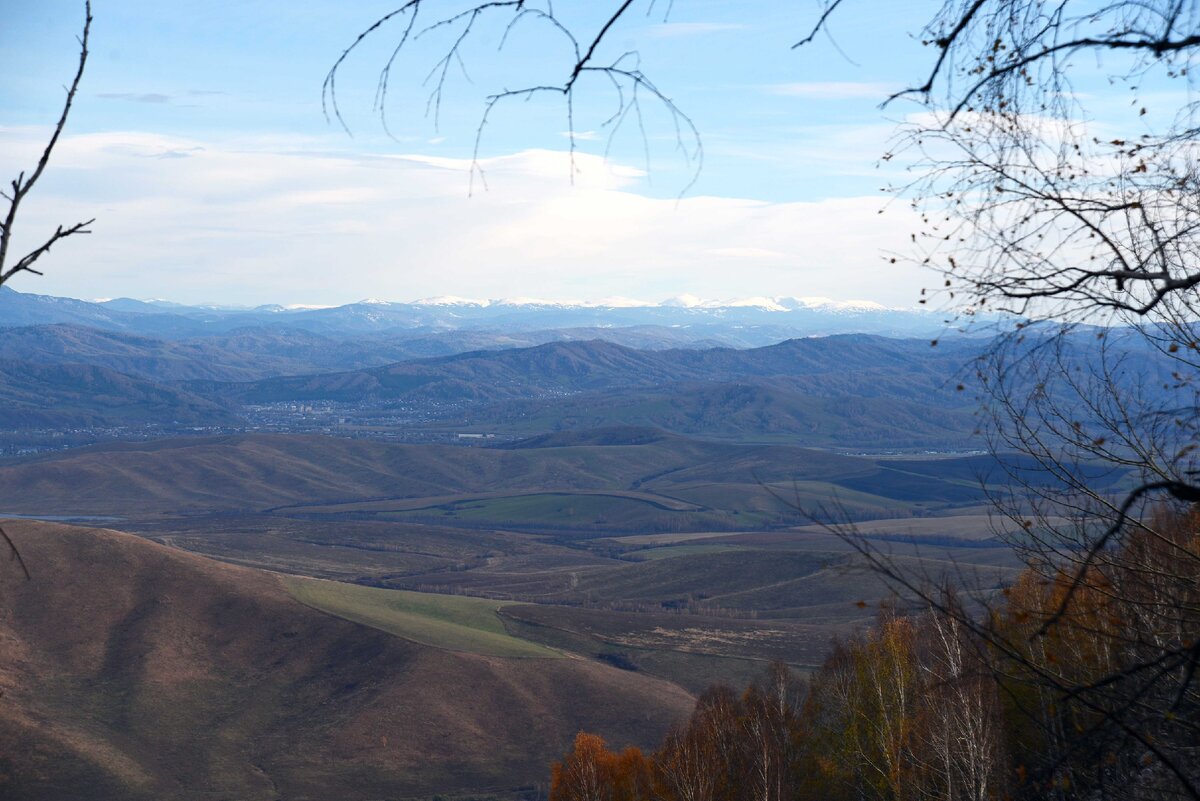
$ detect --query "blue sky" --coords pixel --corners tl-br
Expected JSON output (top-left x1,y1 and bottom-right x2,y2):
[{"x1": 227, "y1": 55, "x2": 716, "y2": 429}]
[{"x1": 2, "y1": 1, "x2": 953, "y2": 306}]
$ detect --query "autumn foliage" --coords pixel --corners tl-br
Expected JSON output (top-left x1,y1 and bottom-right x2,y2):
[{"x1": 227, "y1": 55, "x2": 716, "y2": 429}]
[{"x1": 549, "y1": 509, "x2": 1200, "y2": 801}]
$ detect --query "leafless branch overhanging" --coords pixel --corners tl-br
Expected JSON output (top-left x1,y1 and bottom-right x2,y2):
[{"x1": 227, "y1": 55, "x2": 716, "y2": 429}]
[
  {"x1": 323, "y1": 1, "x2": 702, "y2": 195},
  {"x1": 0, "y1": 0, "x2": 94, "y2": 290}
]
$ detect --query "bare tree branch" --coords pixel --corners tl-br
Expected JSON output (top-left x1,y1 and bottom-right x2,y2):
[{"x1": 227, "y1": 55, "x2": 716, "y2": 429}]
[
  {"x1": 0, "y1": 0, "x2": 92, "y2": 291},
  {"x1": 324, "y1": 1, "x2": 702, "y2": 195},
  {"x1": 0, "y1": 524, "x2": 30, "y2": 580}
]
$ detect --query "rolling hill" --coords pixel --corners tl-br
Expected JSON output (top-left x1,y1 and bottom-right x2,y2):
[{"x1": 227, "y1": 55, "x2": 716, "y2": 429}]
[
  {"x1": 198, "y1": 336, "x2": 979, "y2": 407},
  {"x1": 0, "y1": 432, "x2": 980, "y2": 519},
  {"x1": 461, "y1": 381, "x2": 976, "y2": 448},
  {"x1": 0, "y1": 360, "x2": 239, "y2": 431},
  {"x1": 0, "y1": 521, "x2": 693, "y2": 800},
  {"x1": 0, "y1": 323, "x2": 735, "y2": 385},
  {"x1": 175, "y1": 336, "x2": 982, "y2": 448}
]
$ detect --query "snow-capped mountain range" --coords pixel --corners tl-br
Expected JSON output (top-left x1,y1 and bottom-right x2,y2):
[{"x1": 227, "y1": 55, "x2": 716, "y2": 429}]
[
  {"x1": 0, "y1": 286, "x2": 954, "y2": 344},
  {"x1": 407, "y1": 294, "x2": 889, "y2": 312}
]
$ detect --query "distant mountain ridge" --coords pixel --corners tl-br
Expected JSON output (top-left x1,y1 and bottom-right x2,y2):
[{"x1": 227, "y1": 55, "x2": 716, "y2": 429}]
[
  {"x1": 0, "y1": 359, "x2": 238, "y2": 431},
  {"x1": 208, "y1": 335, "x2": 979, "y2": 405},
  {"x1": 24, "y1": 285, "x2": 1162, "y2": 457},
  {"x1": 178, "y1": 336, "x2": 981, "y2": 449},
  {"x1": 0, "y1": 286, "x2": 950, "y2": 342}
]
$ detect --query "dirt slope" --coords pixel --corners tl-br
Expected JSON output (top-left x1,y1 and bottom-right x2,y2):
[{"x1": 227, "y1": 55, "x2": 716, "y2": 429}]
[{"x1": 0, "y1": 521, "x2": 691, "y2": 800}]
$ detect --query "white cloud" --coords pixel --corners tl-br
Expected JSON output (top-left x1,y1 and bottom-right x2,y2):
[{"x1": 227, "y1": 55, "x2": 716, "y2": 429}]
[
  {"x1": 705, "y1": 246, "x2": 787, "y2": 260},
  {"x1": 0, "y1": 128, "x2": 927, "y2": 308}
]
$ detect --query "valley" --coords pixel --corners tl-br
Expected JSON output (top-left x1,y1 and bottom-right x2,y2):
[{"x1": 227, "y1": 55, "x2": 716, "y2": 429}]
[
  {"x1": 0, "y1": 288, "x2": 983, "y2": 455},
  {"x1": 0, "y1": 430, "x2": 1032, "y2": 733},
  {"x1": 0, "y1": 288, "x2": 1135, "y2": 799},
  {"x1": 7, "y1": 0, "x2": 1196, "y2": 794}
]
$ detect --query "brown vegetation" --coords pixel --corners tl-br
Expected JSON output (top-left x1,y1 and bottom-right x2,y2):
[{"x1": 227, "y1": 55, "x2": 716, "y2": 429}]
[
  {"x1": 549, "y1": 507, "x2": 1200, "y2": 800},
  {"x1": 0, "y1": 521, "x2": 693, "y2": 800}
]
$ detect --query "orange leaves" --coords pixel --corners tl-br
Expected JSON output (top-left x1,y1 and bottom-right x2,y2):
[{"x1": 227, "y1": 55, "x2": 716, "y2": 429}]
[{"x1": 548, "y1": 733, "x2": 653, "y2": 801}]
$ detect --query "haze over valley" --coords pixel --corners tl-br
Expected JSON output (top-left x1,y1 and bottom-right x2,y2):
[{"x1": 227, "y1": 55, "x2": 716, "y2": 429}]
[
  {"x1": 0, "y1": 284, "x2": 1155, "y2": 798},
  {"x1": 0, "y1": 286, "x2": 1052, "y2": 798}
]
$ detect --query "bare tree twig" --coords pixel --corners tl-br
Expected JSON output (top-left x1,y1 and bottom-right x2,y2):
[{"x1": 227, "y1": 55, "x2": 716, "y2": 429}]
[
  {"x1": 0, "y1": 524, "x2": 30, "y2": 580},
  {"x1": 0, "y1": 0, "x2": 92, "y2": 290},
  {"x1": 325, "y1": 1, "x2": 702, "y2": 195}
]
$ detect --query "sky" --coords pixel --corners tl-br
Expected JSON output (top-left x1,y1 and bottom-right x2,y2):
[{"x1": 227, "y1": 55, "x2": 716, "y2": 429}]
[{"x1": 0, "y1": 0, "x2": 951, "y2": 307}]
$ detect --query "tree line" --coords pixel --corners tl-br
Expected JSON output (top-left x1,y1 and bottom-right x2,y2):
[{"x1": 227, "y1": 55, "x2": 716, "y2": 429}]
[{"x1": 548, "y1": 505, "x2": 1200, "y2": 801}]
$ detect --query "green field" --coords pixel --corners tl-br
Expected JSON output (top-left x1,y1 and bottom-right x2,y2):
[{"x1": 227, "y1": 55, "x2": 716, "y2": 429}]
[
  {"x1": 374, "y1": 491, "x2": 756, "y2": 533},
  {"x1": 626, "y1": 543, "x2": 747, "y2": 560},
  {"x1": 281, "y1": 576, "x2": 560, "y2": 658}
]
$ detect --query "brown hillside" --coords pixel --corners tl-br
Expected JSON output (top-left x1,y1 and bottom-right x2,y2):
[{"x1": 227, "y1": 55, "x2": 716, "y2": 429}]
[
  {"x1": 0, "y1": 521, "x2": 692, "y2": 800},
  {"x1": 0, "y1": 433, "x2": 866, "y2": 516}
]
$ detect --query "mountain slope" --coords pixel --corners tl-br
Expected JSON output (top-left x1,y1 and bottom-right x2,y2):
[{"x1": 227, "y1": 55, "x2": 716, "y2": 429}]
[
  {"x1": 0, "y1": 360, "x2": 239, "y2": 430},
  {"x1": 0, "y1": 325, "x2": 279, "y2": 382},
  {"x1": 0, "y1": 323, "x2": 749, "y2": 384},
  {"x1": 0, "y1": 521, "x2": 693, "y2": 800},
  {"x1": 461, "y1": 381, "x2": 976, "y2": 448},
  {"x1": 200, "y1": 336, "x2": 978, "y2": 406},
  {"x1": 0, "y1": 324, "x2": 459, "y2": 381}
]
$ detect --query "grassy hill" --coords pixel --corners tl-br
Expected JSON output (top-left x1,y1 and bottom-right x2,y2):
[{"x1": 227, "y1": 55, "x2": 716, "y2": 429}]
[
  {"x1": 282, "y1": 577, "x2": 559, "y2": 658},
  {"x1": 0, "y1": 432, "x2": 987, "y2": 521},
  {"x1": 0, "y1": 521, "x2": 692, "y2": 800}
]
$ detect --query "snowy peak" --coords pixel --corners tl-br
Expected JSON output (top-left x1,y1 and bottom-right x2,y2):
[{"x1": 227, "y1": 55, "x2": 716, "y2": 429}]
[
  {"x1": 651, "y1": 295, "x2": 892, "y2": 312},
  {"x1": 0, "y1": 286, "x2": 945, "y2": 341},
  {"x1": 660, "y1": 293, "x2": 708, "y2": 309},
  {"x1": 778, "y1": 296, "x2": 889, "y2": 312},
  {"x1": 65, "y1": 290, "x2": 907, "y2": 315},
  {"x1": 412, "y1": 295, "x2": 490, "y2": 307},
  {"x1": 587, "y1": 296, "x2": 656, "y2": 309}
]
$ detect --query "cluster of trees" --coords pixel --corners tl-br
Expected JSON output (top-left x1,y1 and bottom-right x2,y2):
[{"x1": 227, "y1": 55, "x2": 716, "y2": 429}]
[{"x1": 549, "y1": 506, "x2": 1200, "y2": 801}]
